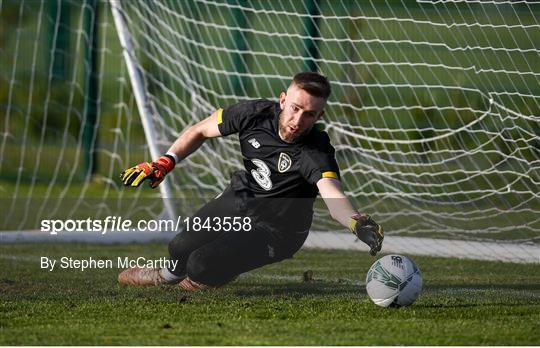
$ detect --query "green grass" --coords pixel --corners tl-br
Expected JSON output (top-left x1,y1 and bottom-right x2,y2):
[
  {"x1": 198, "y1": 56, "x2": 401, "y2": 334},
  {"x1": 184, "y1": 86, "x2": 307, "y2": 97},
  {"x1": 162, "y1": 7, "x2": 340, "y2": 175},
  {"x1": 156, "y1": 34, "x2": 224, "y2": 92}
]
[{"x1": 1, "y1": 243, "x2": 539, "y2": 345}]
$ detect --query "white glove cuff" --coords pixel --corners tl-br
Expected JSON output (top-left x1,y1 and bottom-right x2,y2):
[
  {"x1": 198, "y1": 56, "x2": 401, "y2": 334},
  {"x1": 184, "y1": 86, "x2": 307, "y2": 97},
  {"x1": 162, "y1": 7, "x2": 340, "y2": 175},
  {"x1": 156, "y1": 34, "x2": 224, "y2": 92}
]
[{"x1": 165, "y1": 151, "x2": 179, "y2": 166}]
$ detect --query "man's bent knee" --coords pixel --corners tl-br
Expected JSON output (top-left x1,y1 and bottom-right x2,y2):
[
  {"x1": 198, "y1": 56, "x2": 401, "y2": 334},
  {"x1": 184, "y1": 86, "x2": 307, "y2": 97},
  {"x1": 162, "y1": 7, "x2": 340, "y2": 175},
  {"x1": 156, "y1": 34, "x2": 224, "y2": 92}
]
[
  {"x1": 167, "y1": 233, "x2": 191, "y2": 276},
  {"x1": 168, "y1": 234, "x2": 182, "y2": 260},
  {"x1": 186, "y1": 249, "x2": 235, "y2": 287}
]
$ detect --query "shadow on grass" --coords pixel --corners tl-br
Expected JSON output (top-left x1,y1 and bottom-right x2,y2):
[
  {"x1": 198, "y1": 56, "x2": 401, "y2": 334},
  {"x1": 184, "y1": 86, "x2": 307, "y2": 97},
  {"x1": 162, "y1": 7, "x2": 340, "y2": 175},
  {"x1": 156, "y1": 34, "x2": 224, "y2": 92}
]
[
  {"x1": 228, "y1": 281, "x2": 359, "y2": 297},
  {"x1": 425, "y1": 283, "x2": 540, "y2": 291},
  {"x1": 416, "y1": 302, "x2": 537, "y2": 309}
]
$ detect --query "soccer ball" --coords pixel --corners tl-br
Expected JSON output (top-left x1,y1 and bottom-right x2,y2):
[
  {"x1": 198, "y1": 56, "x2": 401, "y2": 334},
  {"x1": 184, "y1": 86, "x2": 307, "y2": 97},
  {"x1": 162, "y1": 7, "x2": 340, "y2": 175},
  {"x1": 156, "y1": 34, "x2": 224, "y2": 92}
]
[{"x1": 366, "y1": 254, "x2": 422, "y2": 307}]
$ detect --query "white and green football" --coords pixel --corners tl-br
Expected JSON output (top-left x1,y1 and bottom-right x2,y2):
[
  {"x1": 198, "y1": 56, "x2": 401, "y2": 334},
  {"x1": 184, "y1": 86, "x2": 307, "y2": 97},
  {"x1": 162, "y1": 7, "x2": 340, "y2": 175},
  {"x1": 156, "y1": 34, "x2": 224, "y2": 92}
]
[{"x1": 366, "y1": 255, "x2": 422, "y2": 307}]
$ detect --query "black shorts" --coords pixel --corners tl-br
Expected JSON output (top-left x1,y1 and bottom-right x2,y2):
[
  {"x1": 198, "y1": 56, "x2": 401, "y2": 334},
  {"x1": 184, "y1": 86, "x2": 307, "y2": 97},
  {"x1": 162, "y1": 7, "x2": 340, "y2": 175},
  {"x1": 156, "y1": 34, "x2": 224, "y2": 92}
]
[{"x1": 167, "y1": 185, "x2": 308, "y2": 286}]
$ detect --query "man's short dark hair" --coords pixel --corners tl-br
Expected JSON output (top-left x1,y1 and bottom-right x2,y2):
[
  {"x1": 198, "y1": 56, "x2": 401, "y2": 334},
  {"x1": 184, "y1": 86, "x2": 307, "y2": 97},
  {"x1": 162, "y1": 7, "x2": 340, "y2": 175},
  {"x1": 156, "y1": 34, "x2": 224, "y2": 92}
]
[{"x1": 291, "y1": 72, "x2": 331, "y2": 99}]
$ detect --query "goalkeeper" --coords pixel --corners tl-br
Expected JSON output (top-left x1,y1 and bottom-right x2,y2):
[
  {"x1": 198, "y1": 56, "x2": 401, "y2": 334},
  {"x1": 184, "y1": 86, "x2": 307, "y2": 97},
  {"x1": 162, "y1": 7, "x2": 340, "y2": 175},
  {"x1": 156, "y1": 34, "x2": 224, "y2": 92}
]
[{"x1": 119, "y1": 72, "x2": 383, "y2": 291}]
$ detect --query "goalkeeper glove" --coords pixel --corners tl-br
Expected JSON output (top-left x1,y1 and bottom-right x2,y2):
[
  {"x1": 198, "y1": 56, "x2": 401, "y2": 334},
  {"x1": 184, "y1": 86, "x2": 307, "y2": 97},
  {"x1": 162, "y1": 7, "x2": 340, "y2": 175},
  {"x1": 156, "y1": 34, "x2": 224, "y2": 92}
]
[
  {"x1": 120, "y1": 155, "x2": 175, "y2": 188},
  {"x1": 349, "y1": 213, "x2": 384, "y2": 256}
]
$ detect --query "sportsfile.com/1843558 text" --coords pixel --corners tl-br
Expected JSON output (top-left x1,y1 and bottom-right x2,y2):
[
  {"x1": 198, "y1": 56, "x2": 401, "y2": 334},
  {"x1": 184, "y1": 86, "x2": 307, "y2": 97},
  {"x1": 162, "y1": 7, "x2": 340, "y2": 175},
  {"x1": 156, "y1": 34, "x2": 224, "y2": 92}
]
[{"x1": 40, "y1": 216, "x2": 252, "y2": 235}]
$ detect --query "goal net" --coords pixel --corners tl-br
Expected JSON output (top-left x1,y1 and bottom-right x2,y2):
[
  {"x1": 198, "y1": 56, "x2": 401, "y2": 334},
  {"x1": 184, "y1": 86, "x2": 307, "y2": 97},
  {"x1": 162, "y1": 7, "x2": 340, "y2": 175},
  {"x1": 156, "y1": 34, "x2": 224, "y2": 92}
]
[{"x1": 1, "y1": 0, "x2": 539, "y2": 262}]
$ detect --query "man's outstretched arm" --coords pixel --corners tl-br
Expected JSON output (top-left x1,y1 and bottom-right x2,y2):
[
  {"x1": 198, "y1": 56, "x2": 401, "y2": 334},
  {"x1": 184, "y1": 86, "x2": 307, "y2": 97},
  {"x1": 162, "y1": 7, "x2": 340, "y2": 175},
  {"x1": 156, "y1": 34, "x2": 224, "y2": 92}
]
[
  {"x1": 166, "y1": 110, "x2": 222, "y2": 162},
  {"x1": 120, "y1": 110, "x2": 222, "y2": 188},
  {"x1": 317, "y1": 178, "x2": 384, "y2": 255}
]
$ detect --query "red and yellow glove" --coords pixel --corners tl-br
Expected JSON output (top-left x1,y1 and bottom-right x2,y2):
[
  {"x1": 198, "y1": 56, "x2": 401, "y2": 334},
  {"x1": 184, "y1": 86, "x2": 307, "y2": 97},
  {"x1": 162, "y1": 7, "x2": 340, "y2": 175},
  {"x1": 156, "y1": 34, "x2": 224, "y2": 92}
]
[
  {"x1": 120, "y1": 155, "x2": 175, "y2": 188},
  {"x1": 350, "y1": 213, "x2": 384, "y2": 256}
]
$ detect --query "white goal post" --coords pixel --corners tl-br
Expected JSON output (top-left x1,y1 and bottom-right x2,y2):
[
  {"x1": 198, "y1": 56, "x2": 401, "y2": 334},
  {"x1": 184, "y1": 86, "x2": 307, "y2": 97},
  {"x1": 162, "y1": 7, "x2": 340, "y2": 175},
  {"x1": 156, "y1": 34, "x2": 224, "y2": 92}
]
[{"x1": 109, "y1": 0, "x2": 176, "y2": 219}]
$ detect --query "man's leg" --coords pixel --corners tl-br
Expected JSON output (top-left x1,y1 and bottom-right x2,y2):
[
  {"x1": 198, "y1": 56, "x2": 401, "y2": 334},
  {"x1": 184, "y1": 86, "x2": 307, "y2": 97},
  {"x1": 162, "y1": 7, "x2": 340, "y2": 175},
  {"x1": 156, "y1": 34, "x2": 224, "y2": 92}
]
[
  {"x1": 167, "y1": 187, "x2": 241, "y2": 278},
  {"x1": 118, "y1": 187, "x2": 243, "y2": 285},
  {"x1": 179, "y1": 227, "x2": 308, "y2": 290},
  {"x1": 118, "y1": 186, "x2": 239, "y2": 286}
]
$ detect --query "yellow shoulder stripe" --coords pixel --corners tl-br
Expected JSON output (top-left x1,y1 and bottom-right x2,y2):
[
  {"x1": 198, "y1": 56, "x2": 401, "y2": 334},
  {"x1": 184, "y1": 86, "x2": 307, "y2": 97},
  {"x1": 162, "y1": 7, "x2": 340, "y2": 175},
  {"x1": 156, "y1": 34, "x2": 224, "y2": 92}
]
[
  {"x1": 322, "y1": 171, "x2": 338, "y2": 179},
  {"x1": 216, "y1": 108, "x2": 224, "y2": 125}
]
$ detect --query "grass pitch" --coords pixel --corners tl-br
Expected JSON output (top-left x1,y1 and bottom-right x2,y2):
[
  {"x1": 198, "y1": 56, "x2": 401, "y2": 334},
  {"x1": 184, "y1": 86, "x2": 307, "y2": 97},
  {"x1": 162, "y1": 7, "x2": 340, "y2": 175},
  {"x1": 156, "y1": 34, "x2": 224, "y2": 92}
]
[{"x1": 1, "y1": 242, "x2": 539, "y2": 345}]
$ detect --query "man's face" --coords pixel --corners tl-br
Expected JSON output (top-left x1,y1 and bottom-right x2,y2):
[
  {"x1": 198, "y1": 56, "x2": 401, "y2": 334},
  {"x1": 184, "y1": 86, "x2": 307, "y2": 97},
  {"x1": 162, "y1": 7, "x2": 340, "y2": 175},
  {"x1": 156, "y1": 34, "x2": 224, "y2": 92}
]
[{"x1": 278, "y1": 84, "x2": 326, "y2": 143}]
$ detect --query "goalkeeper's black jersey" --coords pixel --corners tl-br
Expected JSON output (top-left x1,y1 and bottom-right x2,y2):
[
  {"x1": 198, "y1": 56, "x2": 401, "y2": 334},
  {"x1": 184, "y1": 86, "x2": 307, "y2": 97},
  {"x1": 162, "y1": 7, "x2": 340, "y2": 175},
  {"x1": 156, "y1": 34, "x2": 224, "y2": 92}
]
[{"x1": 217, "y1": 99, "x2": 340, "y2": 235}]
